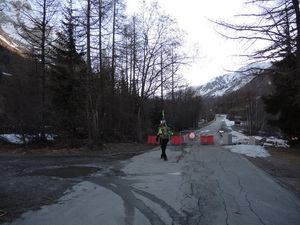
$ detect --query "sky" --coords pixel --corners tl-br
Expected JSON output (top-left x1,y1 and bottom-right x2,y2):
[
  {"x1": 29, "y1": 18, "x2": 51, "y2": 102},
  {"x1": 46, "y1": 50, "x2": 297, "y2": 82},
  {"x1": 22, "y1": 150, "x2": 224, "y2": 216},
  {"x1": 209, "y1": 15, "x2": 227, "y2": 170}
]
[{"x1": 126, "y1": 0, "x2": 254, "y2": 86}]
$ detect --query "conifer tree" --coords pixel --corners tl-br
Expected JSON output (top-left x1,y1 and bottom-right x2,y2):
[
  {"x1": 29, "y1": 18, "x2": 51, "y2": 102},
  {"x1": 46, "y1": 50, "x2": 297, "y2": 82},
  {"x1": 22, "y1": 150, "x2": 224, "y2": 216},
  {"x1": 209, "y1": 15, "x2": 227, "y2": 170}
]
[
  {"x1": 49, "y1": 0, "x2": 87, "y2": 140},
  {"x1": 263, "y1": 55, "x2": 300, "y2": 139}
]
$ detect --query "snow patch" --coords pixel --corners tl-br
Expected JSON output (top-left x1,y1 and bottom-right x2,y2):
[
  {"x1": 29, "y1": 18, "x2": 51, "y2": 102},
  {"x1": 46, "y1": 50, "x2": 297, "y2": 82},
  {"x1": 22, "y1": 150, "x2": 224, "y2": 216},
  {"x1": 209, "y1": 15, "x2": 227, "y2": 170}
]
[
  {"x1": 0, "y1": 134, "x2": 54, "y2": 144},
  {"x1": 225, "y1": 118, "x2": 235, "y2": 126},
  {"x1": 0, "y1": 134, "x2": 24, "y2": 144},
  {"x1": 264, "y1": 136, "x2": 290, "y2": 148},
  {"x1": 224, "y1": 145, "x2": 271, "y2": 158},
  {"x1": 0, "y1": 35, "x2": 19, "y2": 52},
  {"x1": 221, "y1": 116, "x2": 289, "y2": 157}
]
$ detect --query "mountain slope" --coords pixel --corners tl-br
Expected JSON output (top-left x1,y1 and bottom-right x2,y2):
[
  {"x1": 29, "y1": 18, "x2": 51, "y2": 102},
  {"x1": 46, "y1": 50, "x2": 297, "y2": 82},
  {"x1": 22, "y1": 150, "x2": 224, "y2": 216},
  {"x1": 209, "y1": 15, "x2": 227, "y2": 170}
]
[
  {"x1": 196, "y1": 62, "x2": 272, "y2": 98},
  {"x1": 0, "y1": 0, "x2": 32, "y2": 54}
]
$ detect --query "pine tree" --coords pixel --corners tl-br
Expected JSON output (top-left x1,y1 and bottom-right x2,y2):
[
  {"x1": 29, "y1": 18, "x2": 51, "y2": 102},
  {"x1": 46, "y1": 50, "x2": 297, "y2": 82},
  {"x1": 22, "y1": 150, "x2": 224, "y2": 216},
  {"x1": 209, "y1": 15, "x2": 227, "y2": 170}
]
[
  {"x1": 263, "y1": 55, "x2": 300, "y2": 139},
  {"x1": 49, "y1": 0, "x2": 87, "y2": 140}
]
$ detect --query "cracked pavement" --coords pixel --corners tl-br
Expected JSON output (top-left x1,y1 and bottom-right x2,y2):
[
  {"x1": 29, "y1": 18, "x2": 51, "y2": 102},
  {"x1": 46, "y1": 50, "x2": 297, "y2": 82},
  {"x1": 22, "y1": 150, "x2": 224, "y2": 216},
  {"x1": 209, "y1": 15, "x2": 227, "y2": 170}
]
[{"x1": 4, "y1": 117, "x2": 300, "y2": 225}]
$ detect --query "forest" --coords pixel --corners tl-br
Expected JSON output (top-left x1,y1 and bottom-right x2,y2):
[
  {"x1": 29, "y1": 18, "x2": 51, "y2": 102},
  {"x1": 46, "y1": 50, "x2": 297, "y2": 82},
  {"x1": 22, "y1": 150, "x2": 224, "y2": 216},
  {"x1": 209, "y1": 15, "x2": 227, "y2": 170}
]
[
  {"x1": 0, "y1": 0, "x2": 202, "y2": 147},
  {"x1": 1, "y1": 0, "x2": 300, "y2": 147}
]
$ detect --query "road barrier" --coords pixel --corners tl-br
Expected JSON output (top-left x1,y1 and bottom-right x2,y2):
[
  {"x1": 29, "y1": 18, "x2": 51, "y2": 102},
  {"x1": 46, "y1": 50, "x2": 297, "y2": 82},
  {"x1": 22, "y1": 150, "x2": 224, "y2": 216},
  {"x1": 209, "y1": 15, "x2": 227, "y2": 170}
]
[
  {"x1": 171, "y1": 136, "x2": 184, "y2": 145},
  {"x1": 222, "y1": 133, "x2": 232, "y2": 145},
  {"x1": 147, "y1": 136, "x2": 158, "y2": 145},
  {"x1": 148, "y1": 134, "x2": 215, "y2": 145},
  {"x1": 147, "y1": 136, "x2": 184, "y2": 145},
  {"x1": 200, "y1": 135, "x2": 214, "y2": 145}
]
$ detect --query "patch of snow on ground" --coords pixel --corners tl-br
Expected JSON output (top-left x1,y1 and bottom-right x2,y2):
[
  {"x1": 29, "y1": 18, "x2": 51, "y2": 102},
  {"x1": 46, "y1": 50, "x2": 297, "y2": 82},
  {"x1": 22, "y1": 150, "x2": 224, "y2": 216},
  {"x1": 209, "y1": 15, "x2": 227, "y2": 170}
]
[
  {"x1": 0, "y1": 134, "x2": 54, "y2": 144},
  {"x1": 264, "y1": 136, "x2": 290, "y2": 148},
  {"x1": 231, "y1": 130, "x2": 249, "y2": 144},
  {"x1": 224, "y1": 117, "x2": 289, "y2": 148},
  {"x1": 225, "y1": 118, "x2": 234, "y2": 126},
  {"x1": 224, "y1": 145, "x2": 271, "y2": 158},
  {"x1": 0, "y1": 134, "x2": 24, "y2": 144}
]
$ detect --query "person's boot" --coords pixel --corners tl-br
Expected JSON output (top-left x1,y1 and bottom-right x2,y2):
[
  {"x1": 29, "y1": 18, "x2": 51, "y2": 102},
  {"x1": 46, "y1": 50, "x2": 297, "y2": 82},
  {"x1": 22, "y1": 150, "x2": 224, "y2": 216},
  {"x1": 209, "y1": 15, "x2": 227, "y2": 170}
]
[{"x1": 164, "y1": 157, "x2": 168, "y2": 161}]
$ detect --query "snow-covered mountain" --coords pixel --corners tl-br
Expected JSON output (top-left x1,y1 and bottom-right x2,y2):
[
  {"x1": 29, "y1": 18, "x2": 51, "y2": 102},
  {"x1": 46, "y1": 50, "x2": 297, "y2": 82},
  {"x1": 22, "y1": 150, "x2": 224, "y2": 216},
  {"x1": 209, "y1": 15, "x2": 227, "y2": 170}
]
[
  {"x1": 0, "y1": 0, "x2": 32, "y2": 53},
  {"x1": 196, "y1": 62, "x2": 272, "y2": 99}
]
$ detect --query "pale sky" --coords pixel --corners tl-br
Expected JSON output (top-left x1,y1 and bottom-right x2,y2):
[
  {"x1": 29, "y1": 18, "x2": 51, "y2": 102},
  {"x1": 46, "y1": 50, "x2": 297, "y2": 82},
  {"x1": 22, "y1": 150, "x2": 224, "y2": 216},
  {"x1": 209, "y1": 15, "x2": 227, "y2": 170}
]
[{"x1": 126, "y1": 0, "x2": 253, "y2": 86}]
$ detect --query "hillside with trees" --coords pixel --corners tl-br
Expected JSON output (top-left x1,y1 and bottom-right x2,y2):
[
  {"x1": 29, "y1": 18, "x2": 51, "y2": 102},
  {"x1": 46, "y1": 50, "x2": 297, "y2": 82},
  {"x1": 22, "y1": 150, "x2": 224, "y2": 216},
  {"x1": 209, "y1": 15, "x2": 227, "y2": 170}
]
[
  {"x1": 1, "y1": 0, "x2": 300, "y2": 147},
  {"x1": 0, "y1": 0, "x2": 201, "y2": 147},
  {"x1": 212, "y1": 0, "x2": 300, "y2": 143}
]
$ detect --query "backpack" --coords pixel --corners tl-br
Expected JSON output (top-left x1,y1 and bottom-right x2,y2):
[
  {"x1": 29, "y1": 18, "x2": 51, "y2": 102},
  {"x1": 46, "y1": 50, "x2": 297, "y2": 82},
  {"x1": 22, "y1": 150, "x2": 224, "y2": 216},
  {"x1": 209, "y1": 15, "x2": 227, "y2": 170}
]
[{"x1": 161, "y1": 126, "x2": 169, "y2": 139}]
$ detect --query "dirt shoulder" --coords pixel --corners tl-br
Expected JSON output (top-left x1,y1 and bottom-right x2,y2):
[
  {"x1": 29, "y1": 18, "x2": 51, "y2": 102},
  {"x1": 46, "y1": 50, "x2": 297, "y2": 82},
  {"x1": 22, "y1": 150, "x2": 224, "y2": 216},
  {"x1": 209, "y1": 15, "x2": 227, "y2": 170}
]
[
  {"x1": 246, "y1": 147, "x2": 300, "y2": 196},
  {"x1": 0, "y1": 142, "x2": 155, "y2": 157}
]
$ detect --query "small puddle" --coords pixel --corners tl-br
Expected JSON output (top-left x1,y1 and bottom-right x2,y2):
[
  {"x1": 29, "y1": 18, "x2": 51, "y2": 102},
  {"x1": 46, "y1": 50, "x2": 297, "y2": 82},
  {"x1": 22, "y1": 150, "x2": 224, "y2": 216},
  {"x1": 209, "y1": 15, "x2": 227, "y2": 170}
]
[{"x1": 31, "y1": 166, "x2": 101, "y2": 178}]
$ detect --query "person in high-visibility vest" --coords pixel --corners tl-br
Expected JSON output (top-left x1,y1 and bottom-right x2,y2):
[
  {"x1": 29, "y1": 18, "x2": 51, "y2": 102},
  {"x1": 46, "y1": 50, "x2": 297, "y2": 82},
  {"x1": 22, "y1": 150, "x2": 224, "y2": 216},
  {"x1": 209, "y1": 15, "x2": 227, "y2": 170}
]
[{"x1": 156, "y1": 120, "x2": 173, "y2": 161}]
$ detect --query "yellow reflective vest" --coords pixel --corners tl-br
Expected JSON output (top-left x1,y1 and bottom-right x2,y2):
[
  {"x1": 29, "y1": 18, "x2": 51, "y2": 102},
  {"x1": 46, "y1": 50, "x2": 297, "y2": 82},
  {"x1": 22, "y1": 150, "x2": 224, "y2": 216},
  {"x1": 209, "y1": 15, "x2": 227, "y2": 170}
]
[{"x1": 157, "y1": 126, "x2": 173, "y2": 139}]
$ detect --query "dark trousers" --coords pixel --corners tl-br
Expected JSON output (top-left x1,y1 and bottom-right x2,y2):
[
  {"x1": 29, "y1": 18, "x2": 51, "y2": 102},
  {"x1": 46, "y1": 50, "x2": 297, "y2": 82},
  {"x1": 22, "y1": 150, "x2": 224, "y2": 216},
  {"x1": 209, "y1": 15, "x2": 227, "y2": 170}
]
[{"x1": 160, "y1": 138, "x2": 169, "y2": 159}]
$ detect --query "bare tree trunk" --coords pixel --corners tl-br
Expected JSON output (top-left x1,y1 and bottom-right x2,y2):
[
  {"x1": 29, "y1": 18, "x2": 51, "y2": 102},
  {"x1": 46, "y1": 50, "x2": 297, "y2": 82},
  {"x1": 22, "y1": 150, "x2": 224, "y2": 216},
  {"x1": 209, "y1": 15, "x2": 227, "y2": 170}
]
[
  {"x1": 137, "y1": 106, "x2": 143, "y2": 142},
  {"x1": 39, "y1": 0, "x2": 47, "y2": 141},
  {"x1": 292, "y1": 0, "x2": 300, "y2": 104},
  {"x1": 13, "y1": 0, "x2": 60, "y2": 141},
  {"x1": 98, "y1": 0, "x2": 103, "y2": 72},
  {"x1": 98, "y1": 0, "x2": 104, "y2": 140},
  {"x1": 86, "y1": 0, "x2": 93, "y2": 139},
  {"x1": 110, "y1": 0, "x2": 117, "y2": 132},
  {"x1": 160, "y1": 48, "x2": 163, "y2": 109},
  {"x1": 132, "y1": 16, "x2": 137, "y2": 95}
]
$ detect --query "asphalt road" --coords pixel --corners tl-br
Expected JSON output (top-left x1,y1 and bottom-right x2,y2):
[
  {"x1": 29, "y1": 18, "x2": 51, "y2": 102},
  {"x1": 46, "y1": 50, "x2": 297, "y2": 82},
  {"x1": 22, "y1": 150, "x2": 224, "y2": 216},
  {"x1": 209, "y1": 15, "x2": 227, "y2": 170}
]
[{"x1": 4, "y1": 116, "x2": 300, "y2": 225}]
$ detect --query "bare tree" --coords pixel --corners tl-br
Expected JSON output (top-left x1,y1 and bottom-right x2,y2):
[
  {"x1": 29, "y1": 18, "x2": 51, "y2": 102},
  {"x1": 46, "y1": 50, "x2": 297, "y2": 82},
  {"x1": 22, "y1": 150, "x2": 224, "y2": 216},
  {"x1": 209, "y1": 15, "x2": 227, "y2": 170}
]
[
  {"x1": 291, "y1": 0, "x2": 300, "y2": 101},
  {"x1": 214, "y1": 0, "x2": 300, "y2": 103},
  {"x1": 14, "y1": 0, "x2": 60, "y2": 141},
  {"x1": 212, "y1": 0, "x2": 300, "y2": 139},
  {"x1": 127, "y1": 2, "x2": 191, "y2": 140},
  {"x1": 213, "y1": 0, "x2": 298, "y2": 62}
]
